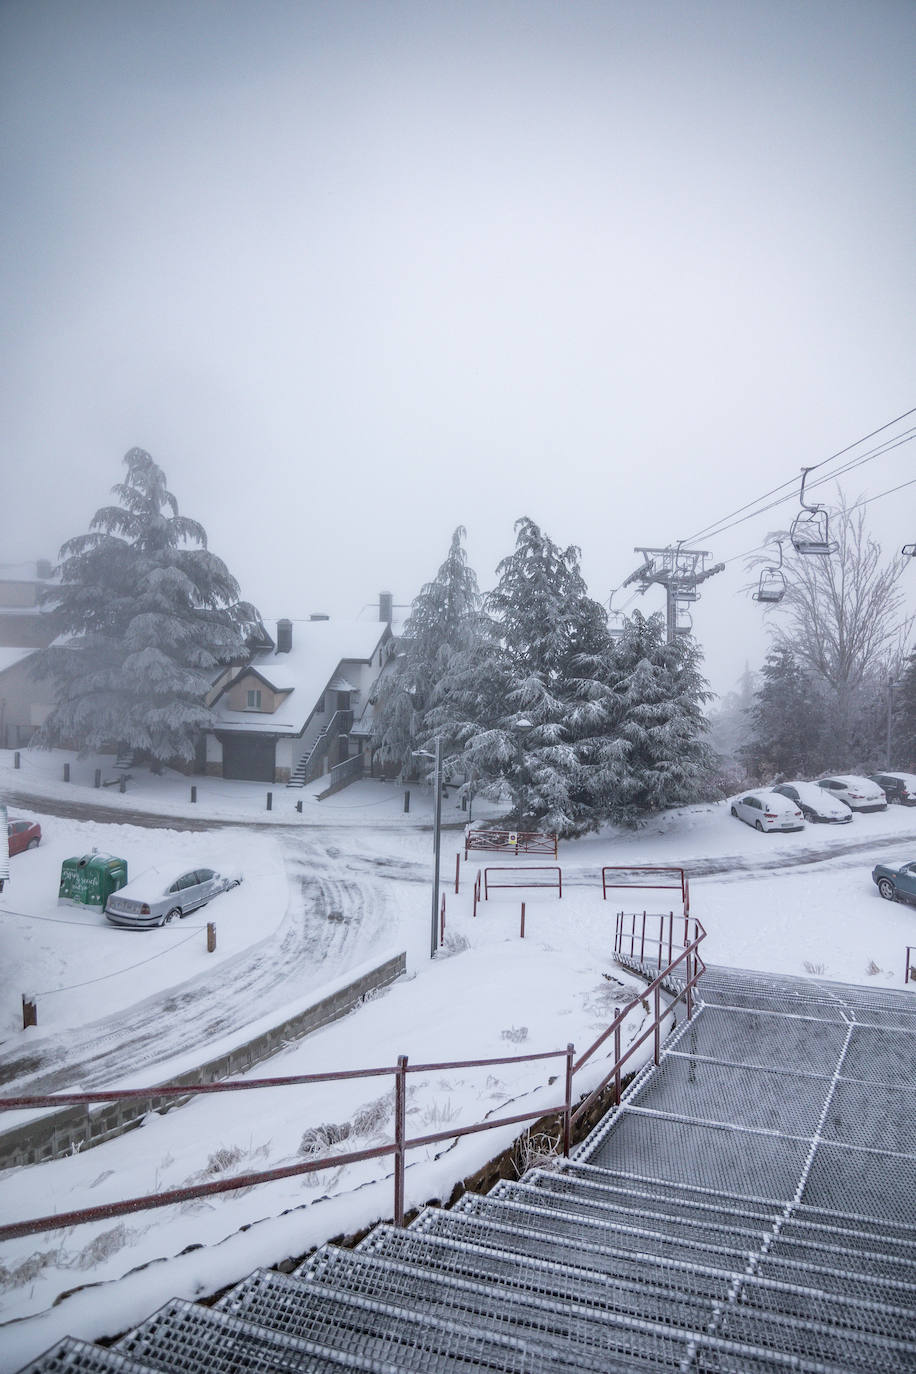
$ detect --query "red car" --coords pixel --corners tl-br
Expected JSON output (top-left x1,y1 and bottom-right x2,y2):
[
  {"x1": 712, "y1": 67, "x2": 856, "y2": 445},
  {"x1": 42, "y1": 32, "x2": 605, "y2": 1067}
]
[{"x1": 8, "y1": 818, "x2": 41, "y2": 855}]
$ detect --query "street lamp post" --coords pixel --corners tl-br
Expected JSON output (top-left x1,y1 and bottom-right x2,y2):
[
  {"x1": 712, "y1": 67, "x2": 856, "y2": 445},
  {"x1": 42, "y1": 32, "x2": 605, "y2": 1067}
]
[
  {"x1": 513, "y1": 717, "x2": 534, "y2": 829},
  {"x1": 413, "y1": 739, "x2": 443, "y2": 958}
]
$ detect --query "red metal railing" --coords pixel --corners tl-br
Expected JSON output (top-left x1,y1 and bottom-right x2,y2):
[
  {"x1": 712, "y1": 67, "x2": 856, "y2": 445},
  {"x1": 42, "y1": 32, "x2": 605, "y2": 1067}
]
[
  {"x1": 906, "y1": 946, "x2": 916, "y2": 985},
  {"x1": 602, "y1": 866, "x2": 689, "y2": 914},
  {"x1": 464, "y1": 829, "x2": 558, "y2": 859},
  {"x1": 483, "y1": 866, "x2": 562, "y2": 899},
  {"x1": 0, "y1": 913, "x2": 705, "y2": 1243}
]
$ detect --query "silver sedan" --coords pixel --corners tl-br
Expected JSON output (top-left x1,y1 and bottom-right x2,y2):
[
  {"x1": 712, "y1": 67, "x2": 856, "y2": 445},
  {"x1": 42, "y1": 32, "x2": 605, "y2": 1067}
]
[{"x1": 105, "y1": 866, "x2": 242, "y2": 929}]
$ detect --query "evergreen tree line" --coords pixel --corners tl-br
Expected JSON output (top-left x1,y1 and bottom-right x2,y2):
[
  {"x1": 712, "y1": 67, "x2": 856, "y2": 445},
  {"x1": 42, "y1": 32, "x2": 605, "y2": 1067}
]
[{"x1": 370, "y1": 520, "x2": 717, "y2": 835}]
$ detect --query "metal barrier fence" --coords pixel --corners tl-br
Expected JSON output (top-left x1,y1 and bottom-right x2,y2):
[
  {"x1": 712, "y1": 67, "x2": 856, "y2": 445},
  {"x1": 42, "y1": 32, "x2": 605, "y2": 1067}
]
[
  {"x1": 464, "y1": 829, "x2": 558, "y2": 859},
  {"x1": 483, "y1": 865, "x2": 562, "y2": 899},
  {"x1": 0, "y1": 912, "x2": 705, "y2": 1243},
  {"x1": 602, "y1": 865, "x2": 689, "y2": 914}
]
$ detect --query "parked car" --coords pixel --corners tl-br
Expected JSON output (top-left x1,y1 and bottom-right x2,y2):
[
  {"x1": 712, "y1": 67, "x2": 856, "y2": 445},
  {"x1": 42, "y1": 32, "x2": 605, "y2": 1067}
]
[
  {"x1": 730, "y1": 791, "x2": 805, "y2": 832},
  {"x1": 815, "y1": 776, "x2": 887, "y2": 812},
  {"x1": 869, "y1": 772, "x2": 916, "y2": 806},
  {"x1": 771, "y1": 781, "x2": 853, "y2": 824},
  {"x1": 105, "y1": 866, "x2": 242, "y2": 929},
  {"x1": 7, "y1": 818, "x2": 42, "y2": 854},
  {"x1": 872, "y1": 859, "x2": 916, "y2": 906}
]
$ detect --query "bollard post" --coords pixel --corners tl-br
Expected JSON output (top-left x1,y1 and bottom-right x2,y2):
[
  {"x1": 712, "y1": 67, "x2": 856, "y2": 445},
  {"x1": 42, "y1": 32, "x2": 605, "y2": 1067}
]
[
  {"x1": 22, "y1": 995, "x2": 37, "y2": 1029},
  {"x1": 296, "y1": 799, "x2": 303, "y2": 813},
  {"x1": 119, "y1": 775, "x2": 126, "y2": 793},
  {"x1": 520, "y1": 902, "x2": 526, "y2": 939},
  {"x1": 94, "y1": 768, "x2": 101, "y2": 788},
  {"x1": 207, "y1": 922, "x2": 216, "y2": 953},
  {"x1": 266, "y1": 791, "x2": 272, "y2": 812},
  {"x1": 461, "y1": 794, "x2": 467, "y2": 811},
  {"x1": 14, "y1": 751, "x2": 20, "y2": 769},
  {"x1": 63, "y1": 763, "x2": 70, "y2": 782},
  {"x1": 403, "y1": 790, "x2": 410, "y2": 813},
  {"x1": 190, "y1": 785, "x2": 197, "y2": 803}
]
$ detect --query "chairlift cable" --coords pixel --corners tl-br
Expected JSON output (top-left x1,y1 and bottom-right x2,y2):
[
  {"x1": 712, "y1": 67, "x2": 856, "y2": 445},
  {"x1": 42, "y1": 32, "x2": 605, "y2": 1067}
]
[
  {"x1": 683, "y1": 406, "x2": 916, "y2": 544},
  {"x1": 684, "y1": 429, "x2": 916, "y2": 547},
  {"x1": 716, "y1": 473, "x2": 916, "y2": 570}
]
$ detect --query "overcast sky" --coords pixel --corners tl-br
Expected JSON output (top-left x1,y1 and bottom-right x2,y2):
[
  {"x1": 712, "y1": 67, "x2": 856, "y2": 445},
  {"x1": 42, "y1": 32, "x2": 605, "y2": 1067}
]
[{"x1": 2, "y1": 0, "x2": 914, "y2": 693}]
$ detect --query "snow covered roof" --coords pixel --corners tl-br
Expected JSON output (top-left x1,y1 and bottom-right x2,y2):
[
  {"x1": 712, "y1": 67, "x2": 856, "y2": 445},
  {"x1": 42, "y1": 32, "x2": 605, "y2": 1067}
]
[
  {"x1": 0, "y1": 646, "x2": 36, "y2": 676},
  {"x1": 210, "y1": 618, "x2": 390, "y2": 734}
]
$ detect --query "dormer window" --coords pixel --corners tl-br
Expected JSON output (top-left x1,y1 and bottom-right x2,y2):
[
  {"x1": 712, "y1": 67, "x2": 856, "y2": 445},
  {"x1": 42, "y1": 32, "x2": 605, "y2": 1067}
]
[{"x1": 246, "y1": 689, "x2": 262, "y2": 710}]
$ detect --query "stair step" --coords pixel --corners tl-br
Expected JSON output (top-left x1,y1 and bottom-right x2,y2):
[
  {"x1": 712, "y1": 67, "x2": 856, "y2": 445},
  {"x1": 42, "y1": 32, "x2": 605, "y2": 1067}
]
[
  {"x1": 214, "y1": 1267, "x2": 564, "y2": 1371},
  {"x1": 298, "y1": 1241, "x2": 687, "y2": 1370},
  {"x1": 18, "y1": 1340, "x2": 159, "y2": 1374}
]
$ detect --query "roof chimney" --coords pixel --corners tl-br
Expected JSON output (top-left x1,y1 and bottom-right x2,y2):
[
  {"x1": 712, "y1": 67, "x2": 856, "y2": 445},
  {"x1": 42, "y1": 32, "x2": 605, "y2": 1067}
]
[
  {"x1": 276, "y1": 618, "x2": 292, "y2": 653},
  {"x1": 379, "y1": 591, "x2": 393, "y2": 624}
]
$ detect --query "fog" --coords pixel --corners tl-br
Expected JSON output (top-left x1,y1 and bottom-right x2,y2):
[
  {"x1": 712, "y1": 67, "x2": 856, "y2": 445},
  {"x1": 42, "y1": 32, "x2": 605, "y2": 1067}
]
[{"x1": 2, "y1": 0, "x2": 914, "y2": 693}]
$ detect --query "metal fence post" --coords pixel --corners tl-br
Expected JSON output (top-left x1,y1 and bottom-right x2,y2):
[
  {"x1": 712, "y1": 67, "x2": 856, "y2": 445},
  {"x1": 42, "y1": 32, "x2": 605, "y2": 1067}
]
[
  {"x1": 63, "y1": 763, "x2": 70, "y2": 782},
  {"x1": 653, "y1": 985, "x2": 661, "y2": 1065},
  {"x1": 563, "y1": 1043, "x2": 574, "y2": 1155},
  {"x1": 520, "y1": 902, "x2": 526, "y2": 939},
  {"x1": 394, "y1": 1055, "x2": 407, "y2": 1226},
  {"x1": 266, "y1": 791, "x2": 272, "y2": 811},
  {"x1": 455, "y1": 852, "x2": 460, "y2": 894},
  {"x1": 190, "y1": 786, "x2": 197, "y2": 803},
  {"x1": 614, "y1": 1024, "x2": 622, "y2": 1102}
]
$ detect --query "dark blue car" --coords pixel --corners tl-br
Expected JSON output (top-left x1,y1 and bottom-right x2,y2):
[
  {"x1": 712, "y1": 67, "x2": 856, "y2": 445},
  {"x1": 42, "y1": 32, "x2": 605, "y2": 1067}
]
[{"x1": 872, "y1": 860, "x2": 916, "y2": 906}]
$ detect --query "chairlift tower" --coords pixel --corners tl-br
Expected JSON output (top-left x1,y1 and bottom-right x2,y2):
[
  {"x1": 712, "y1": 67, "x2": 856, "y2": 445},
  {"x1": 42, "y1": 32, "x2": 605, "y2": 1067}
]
[{"x1": 621, "y1": 546, "x2": 725, "y2": 643}]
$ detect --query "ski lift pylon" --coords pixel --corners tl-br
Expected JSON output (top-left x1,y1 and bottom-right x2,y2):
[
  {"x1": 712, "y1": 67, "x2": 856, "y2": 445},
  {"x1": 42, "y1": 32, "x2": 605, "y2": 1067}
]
[
  {"x1": 789, "y1": 468, "x2": 838, "y2": 556},
  {"x1": 753, "y1": 539, "x2": 787, "y2": 604}
]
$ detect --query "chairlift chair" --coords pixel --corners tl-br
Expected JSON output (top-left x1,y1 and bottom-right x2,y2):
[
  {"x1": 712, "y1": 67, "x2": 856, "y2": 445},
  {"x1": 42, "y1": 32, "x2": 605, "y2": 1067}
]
[
  {"x1": 789, "y1": 468, "x2": 838, "y2": 556},
  {"x1": 674, "y1": 604, "x2": 693, "y2": 636},
  {"x1": 903, "y1": 543, "x2": 916, "y2": 558},
  {"x1": 753, "y1": 540, "x2": 787, "y2": 604},
  {"x1": 672, "y1": 583, "x2": 699, "y2": 603}
]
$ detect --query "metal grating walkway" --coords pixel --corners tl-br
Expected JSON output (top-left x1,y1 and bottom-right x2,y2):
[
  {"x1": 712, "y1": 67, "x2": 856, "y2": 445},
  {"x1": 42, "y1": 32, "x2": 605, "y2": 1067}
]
[{"x1": 18, "y1": 965, "x2": 916, "y2": 1372}]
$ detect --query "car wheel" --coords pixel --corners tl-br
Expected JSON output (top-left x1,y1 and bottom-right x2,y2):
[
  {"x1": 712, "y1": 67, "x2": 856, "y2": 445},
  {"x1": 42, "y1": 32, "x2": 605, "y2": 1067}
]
[
  {"x1": 27, "y1": 838, "x2": 40, "y2": 849},
  {"x1": 162, "y1": 907, "x2": 182, "y2": 925},
  {"x1": 730, "y1": 806, "x2": 738, "y2": 817},
  {"x1": 755, "y1": 820, "x2": 764, "y2": 832},
  {"x1": 877, "y1": 879, "x2": 896, "y2": 902}
]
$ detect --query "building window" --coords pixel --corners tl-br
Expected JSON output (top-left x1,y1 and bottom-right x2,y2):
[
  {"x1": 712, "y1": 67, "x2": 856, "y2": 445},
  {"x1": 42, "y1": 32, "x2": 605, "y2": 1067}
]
[{"x1": 247, "y1": 688, "x2": 262, "y2": 710}]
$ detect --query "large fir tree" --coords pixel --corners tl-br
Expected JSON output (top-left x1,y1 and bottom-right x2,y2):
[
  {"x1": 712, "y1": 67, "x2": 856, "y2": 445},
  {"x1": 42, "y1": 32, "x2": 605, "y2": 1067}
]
[
  {"x1": 35, "y1": 448, "x2": 260, "y2": 763},
  {"x1": 743, "y1": 646, "x2": 826, "y2": 778},
  {"x1": 371, "y1": 526, "x2": 486, "y2": 776},
  {"x1": 437, "y1": 518, "x2": 614, "y2": 834}
]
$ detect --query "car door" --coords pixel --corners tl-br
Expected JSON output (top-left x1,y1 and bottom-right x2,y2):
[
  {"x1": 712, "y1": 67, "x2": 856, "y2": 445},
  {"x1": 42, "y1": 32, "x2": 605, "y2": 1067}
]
[
  {"x1": 192, "y1": 868, "x2": 219, "y2": 908},
  {"x1": 738, "y1": 796, "x2": 760, "y2": 825},
  {"x1": 178, "y1": 870, "x2": 209, "y2": 912},
  {"x1": 897, "y1": 863, "x2": 916, "y2": 901}
]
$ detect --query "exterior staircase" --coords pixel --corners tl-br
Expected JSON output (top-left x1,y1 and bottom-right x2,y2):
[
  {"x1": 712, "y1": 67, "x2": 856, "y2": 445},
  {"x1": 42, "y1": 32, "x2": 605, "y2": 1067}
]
[
  {"x1": 19, "y1": 966, "x2": 916, "y2": 1372},
  {"x1": 286, "y1": 711, "x2": 353, "y2": 787}
]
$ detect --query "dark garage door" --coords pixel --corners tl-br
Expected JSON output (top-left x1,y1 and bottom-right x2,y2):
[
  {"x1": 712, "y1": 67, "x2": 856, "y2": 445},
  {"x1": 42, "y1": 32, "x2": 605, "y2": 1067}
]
[{"x1": 220, "y1": 734, "x2": 276, "y2": 782}]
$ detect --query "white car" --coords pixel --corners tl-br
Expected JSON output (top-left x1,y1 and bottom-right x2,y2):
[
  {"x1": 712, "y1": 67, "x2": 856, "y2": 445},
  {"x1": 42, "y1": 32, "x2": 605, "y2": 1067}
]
[
  {"x1": 815, "y1": 775, "x2": 886, "y2": 813},
  {"x1": 771, "y1": 781, "x2": 853, "y2": 824},
  {"x1": 105, "y1": 865, "x2": 242, "y2": 929},
  {"x1": 730, "y1": 791, "x2": 805, "y2": 833}
]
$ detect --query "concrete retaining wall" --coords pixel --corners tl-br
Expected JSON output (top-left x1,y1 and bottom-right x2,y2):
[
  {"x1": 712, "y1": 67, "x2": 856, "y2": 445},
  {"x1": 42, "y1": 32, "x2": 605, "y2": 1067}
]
[{"x1": 0, "y1": 951, "x2": 406, "y2": 1170}]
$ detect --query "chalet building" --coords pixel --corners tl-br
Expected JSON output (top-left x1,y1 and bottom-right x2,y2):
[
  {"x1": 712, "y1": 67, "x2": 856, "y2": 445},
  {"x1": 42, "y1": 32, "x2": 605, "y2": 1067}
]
[{"x1": 202, "y1": 600, "x2": 396, "y2": 785}]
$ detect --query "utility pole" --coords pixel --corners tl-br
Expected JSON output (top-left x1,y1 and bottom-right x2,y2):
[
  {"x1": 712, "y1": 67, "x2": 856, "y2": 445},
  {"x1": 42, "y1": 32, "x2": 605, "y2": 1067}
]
[{"x1": 621, "y1": 546, "x2": 725, "y2": 643}]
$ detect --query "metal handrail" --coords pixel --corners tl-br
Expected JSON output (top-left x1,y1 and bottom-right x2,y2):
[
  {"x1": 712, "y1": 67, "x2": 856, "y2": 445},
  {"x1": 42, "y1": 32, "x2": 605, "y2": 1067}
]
[{"x1": 0, "y1": 913, "x2": 706, "y2": 1241}]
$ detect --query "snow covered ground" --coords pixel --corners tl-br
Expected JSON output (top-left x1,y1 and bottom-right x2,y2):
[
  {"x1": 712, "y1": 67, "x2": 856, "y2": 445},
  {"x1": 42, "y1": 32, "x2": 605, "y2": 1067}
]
[{"x1": 1, "y1": 746, "x2": 915, "y2": 1370}]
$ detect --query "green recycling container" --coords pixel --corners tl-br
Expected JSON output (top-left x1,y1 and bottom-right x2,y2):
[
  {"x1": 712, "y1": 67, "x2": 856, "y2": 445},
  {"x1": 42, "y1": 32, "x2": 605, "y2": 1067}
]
[{"x1": 58, "y1": 852, "x2": 128, "y2": 908}]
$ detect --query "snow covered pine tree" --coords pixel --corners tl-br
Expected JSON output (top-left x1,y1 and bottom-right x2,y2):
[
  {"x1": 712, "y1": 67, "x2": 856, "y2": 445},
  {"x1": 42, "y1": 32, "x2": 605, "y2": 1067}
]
[{"x1": 35, "y1": 448, "x2": 261, "y2": 766}]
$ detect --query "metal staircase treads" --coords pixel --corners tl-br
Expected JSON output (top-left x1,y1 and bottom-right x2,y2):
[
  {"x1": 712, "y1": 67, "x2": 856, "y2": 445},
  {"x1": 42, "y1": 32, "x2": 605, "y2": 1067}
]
[
  {"x1": 448, "y1": 1189, "x2": 760, "y2": 1274},
  {"x1": 523, "y1": 1166, "x2": 784, "y2": 1231},
  {"x1": 114, "y1": 1297, "x2": 388, "y2": 1373},
  {"x1": 295, "y1": 1245, "x2": 642, "y2": 1372},
  {"x1": 355, "y1": 1221, "x2": 738, "y2": 1334},
  {"x1": 483, "y1": 1175, "x2": 776, "y2": 1251},
  {"x1": 16, "y1": 1340, "x2": 159, "y2": 1374},
  {"x1": 213, "y1": 1266, "x2": 566, "y2": 1372}
]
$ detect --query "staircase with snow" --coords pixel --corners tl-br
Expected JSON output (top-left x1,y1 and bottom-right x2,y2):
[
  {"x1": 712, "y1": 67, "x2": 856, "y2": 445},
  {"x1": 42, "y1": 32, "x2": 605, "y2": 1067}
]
[{"x1": 21, "y1": 966, "x2": 916, "y2": 1372}]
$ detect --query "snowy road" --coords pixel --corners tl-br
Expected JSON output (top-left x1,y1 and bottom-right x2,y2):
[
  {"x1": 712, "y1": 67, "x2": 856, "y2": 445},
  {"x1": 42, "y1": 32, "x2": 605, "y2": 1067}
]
[{"x1": 0, "y1": 826, "x2": 425, "y2": 1098}]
